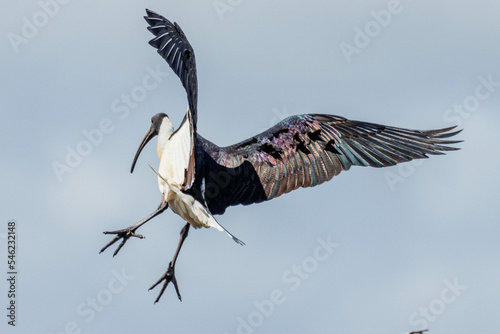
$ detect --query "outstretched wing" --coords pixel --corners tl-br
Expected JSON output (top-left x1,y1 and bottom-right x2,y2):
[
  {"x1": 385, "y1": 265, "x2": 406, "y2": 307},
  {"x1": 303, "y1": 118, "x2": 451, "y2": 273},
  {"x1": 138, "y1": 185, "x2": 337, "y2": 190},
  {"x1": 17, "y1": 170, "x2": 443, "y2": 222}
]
[
  {"x1": 198, "y1": 114, "x2": 461, "y2": 215},
  {"x1": 144, "y1": 9, "x2": 198, "y2": 127}
]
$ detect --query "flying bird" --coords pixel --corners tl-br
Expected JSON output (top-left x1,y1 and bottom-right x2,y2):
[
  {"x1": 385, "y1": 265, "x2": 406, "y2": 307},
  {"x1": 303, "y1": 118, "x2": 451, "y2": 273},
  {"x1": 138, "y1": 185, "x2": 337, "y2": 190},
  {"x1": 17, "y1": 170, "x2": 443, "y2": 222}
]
[{"x1": 100, "y1": 9, "x2": 461, "y2": 303}]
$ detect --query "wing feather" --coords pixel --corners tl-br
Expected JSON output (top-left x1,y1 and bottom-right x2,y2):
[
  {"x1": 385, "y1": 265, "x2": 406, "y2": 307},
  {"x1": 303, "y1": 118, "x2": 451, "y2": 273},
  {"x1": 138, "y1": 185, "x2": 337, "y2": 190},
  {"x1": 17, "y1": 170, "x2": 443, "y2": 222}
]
[
  {"x1": 144, "y1": 9, "x2": 198, "y2": 127},
  {"x1": 197, "y1": 114, "x2": 461, "y2": 214}
]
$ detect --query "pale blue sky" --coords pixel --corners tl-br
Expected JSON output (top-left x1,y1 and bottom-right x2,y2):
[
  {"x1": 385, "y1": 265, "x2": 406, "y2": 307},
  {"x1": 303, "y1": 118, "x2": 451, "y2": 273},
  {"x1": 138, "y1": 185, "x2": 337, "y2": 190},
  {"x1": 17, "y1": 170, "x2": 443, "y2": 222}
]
[{"x1": 1, "y1": 1, "x2": 499, "y2": 333}]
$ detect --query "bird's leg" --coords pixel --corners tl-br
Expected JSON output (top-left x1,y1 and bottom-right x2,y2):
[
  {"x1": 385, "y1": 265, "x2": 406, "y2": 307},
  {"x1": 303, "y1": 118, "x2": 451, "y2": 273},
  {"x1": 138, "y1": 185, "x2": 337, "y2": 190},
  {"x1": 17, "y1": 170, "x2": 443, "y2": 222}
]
[
  {"x1": 100, "y1": 201, "x2": 168, "y2": 256},
  {"x1": 149, "y1": 222, "x2": 190, "y2": 303}
]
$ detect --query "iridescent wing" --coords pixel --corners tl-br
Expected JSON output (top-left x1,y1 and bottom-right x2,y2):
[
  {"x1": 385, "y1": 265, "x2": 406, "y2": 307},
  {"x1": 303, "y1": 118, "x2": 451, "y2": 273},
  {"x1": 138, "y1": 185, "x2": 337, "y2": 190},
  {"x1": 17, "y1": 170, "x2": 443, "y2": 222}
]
[{"x1": 199, "y1": 114, "x2": 461, "y2": 214}]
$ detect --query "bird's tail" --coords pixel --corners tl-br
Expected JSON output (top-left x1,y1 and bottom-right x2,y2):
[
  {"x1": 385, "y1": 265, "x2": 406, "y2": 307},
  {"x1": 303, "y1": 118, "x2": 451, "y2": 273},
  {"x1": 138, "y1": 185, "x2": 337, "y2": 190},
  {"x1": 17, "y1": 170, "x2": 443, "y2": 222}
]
[{"x1": 149, "y1": 165, "x2": 245, "y2": 246}]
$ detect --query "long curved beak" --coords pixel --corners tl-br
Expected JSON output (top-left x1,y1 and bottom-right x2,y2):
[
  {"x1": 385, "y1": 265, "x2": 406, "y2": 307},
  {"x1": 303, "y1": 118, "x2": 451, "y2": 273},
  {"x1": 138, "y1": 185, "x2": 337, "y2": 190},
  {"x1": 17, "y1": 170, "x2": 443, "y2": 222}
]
[{"x1": 130, "y1": 126, "x2": 157, "y2": 173}]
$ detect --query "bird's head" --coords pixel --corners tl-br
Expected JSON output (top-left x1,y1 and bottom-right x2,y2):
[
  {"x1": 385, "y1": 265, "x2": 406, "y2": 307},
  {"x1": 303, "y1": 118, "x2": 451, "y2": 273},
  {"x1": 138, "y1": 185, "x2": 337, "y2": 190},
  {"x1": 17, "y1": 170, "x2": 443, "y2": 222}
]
[{"x1": 130, "y1": 113, "x2": 173, "y2": 173}]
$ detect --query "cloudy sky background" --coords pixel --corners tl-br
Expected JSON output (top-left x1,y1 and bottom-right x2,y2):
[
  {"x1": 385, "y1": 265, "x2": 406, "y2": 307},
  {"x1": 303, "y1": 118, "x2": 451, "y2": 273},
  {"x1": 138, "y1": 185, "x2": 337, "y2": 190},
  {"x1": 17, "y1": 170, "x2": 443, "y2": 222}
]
[{"x1": 1, "y1": 1, "x2": 499, "y2": 333}]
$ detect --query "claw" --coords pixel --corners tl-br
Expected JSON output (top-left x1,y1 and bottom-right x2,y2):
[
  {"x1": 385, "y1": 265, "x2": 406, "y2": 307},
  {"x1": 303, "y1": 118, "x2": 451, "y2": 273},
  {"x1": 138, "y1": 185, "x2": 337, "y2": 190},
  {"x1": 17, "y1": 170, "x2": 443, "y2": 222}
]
[
  {"x1": 149, "y1": 262, "x2": 182, "y2": 303},
  {"x1": 99, "y1": 228, "x2": 145, "y2": 256},
  {"x1": 100, "y1": 203, "x2": 168, "y2": 256}
]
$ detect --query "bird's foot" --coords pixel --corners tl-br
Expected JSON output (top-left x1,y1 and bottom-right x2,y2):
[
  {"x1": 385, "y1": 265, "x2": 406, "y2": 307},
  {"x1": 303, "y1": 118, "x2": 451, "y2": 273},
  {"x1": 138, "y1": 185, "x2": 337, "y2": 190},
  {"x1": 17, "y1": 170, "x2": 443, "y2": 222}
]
[
  {"x1": 149, "y1": 261, "x2": 182, "y2": 303},
  {"x1": 99, "y1": 226, "x2": 144, "y2": 257}
]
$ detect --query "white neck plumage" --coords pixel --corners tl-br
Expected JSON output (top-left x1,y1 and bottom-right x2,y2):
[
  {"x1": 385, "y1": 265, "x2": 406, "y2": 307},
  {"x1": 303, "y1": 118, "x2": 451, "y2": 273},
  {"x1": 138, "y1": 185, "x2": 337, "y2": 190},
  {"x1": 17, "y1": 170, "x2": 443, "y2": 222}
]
[{"x1": 157, "y1": 117, "x2": 174, "y2": 159}]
